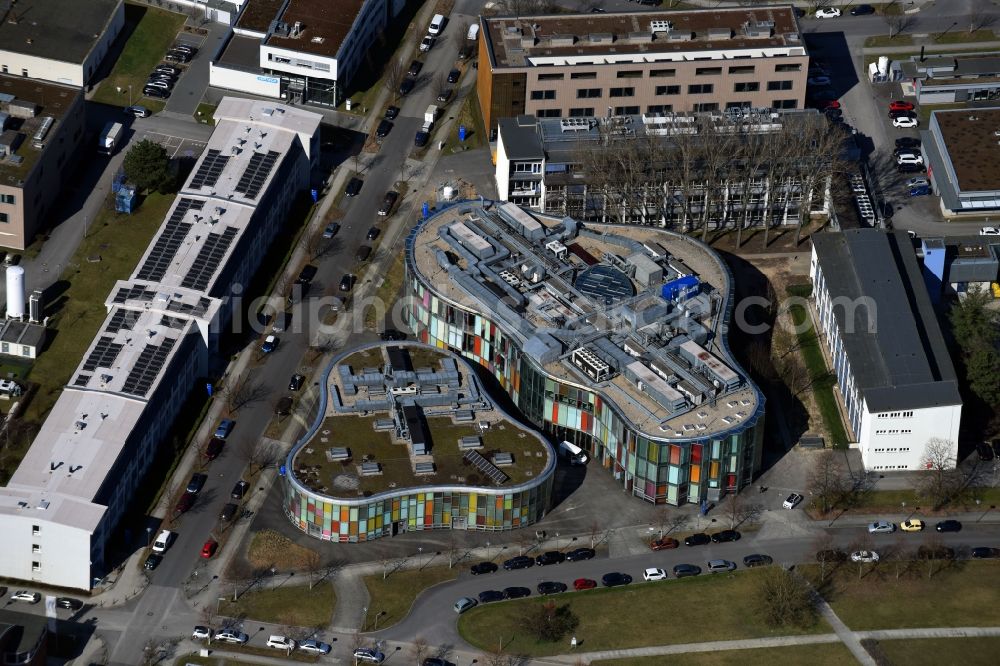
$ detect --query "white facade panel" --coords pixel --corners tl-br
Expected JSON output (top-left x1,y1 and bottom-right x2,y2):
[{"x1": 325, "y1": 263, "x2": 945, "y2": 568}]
[
  {"x1": 260, "y1": 45, "x2": 338, "y2": 81},
  {"x1": 495, "y1": 131, "x2": 512, "y2": 201},
  {"x1": 858, "y1": 403, "x2": 962, "y2": 471},
  {"x1": 209, "y1": 62, "x2": 282, "y2": 98},
  {"x1": 0, "y1": 512, "x2": 93, "y2": 590}
]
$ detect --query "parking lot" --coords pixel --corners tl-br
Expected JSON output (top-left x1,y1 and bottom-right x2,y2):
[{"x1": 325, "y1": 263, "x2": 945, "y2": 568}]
[{"x1": 133, "y1": 129, "x2": 206, "y2": 159}]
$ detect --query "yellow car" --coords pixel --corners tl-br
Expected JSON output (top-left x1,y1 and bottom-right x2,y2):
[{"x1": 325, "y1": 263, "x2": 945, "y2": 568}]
[{"x1": 900, "y1": 519, "x2": 924, "y2": 532}]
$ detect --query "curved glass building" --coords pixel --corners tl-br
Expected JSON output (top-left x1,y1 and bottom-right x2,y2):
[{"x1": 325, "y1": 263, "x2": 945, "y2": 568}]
[
  {"x1": 404, "y1": 202, "x2": 764, "y2": 505},
  {"x1": 283, "y1": 342, "x2": 555, "y2": 541}
]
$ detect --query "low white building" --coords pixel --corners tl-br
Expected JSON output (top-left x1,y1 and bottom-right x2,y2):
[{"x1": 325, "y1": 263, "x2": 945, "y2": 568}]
[
  {"x1": 810, "y1": 229, "x2": 963, "y2": 471},
  {"x1": 0, "y1": 0, "x2": 124, "y2": 87},
  {"x1": 211, "y1": 0, "x2": 390, "y2": 106},
  {"x1": 0, "y1": 97, "x2": 321, "y2": 590}
]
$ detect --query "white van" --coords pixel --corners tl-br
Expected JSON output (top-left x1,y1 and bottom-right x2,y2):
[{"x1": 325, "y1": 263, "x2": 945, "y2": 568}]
[
  {"x1": 467, "y1": 24, "x2": 480, "y2": 41},
  {"x1": 559, "y1": 440, "x2": 588, "y2": 465},
  {"x1": 428, "y1": 13, "x2": 445, "y2": 35},
  {"x1": 152, "y1": 530, "x2": 174, "y2": 554}
]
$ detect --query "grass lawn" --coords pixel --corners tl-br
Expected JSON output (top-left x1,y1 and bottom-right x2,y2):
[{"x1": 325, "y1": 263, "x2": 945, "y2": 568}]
[
  {"x1": 246, "y1": 530, "x2": 321, "y2": 571},
  {"x1": 802, "y1": 561, "x2": 1000, "y2": 631},
  {"x1": 92, "y1": 4, "x2": 185, "y2": 108},
  {"x1": 174, "y1": 656, "x2": 260, "y2": 666},
  {"x1": 877, "y1": 637, "x2": 1000, "y2": 666},
  {"x1": 21, "y1": 192, "x2": 174, "y2": 425},
  {"x1": 218, "y1": 581, "x2": 334, "y2": 627},
  {"x1": 195, "y1": 102, "x2": 217, "y2": 125},
  {"x1": 443, "y1": 87, "x2": 487, "y2": 153},
  {"x1": 363, "y1": 565, "x2": 459, "y2": 630},
  {"x1": 934, "y1": 29, "x2": 997, "y2": 45},
  {"x1": 785, "y1": 293, "x2": 849, "y2": 448},
  {"x1": 831, "y1": 486, "x2": 1000, "y2": 513},
  {"x1": 365, "y1": 251, "x2": 405, "y2": 328},
  {"x1": 863, "y1": 34, "x2": 914, "y2": 48},
  {"x1": 591, "y1": 643, "x2": 853, "y2": 666},
  {"x1": 459, "y1": 569, "x2": 831, "y2": 657}
]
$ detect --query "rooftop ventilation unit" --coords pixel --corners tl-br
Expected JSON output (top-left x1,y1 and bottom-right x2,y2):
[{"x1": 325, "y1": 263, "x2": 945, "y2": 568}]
[
  {"x1": 559, "y1": 118, "x2": 592, "y2": 133},
  {"x1": 291, "y1": 21, "x2": 302, "y2": 38},
  {"x1": 311, "y1": 36, "x2": 325, "y2": 44},
  {"x1": 30, "y1": 115, "x2": 53, "y2": 149},
  {"x1": 650, "y1": 20, "x2": 672, "y2": 34}
]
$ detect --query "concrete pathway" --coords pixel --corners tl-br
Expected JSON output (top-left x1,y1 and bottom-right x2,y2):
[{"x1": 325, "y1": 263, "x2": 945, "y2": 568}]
[{"x1": 805, "y1": 576, "x2": 877, "y2": 666}]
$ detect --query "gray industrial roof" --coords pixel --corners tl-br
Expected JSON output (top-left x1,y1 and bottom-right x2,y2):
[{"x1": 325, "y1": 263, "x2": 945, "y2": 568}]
[
  {"x1": 498, "y1": 116, "x2": 544, "y2": 161},
  {"x1": 0, "y1": 319, "x2": 45, "y2": 349},
  {"x1": 812, "y1": 229, "x2": 961, "y2": 413},
  {"x1": 0, "y1": 0, "x2": 121, "y2": 64}
]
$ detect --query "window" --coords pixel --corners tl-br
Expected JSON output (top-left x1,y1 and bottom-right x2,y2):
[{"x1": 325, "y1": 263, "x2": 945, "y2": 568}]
[
  {"x1": 617, "y1": 70, "x2": 643, "y2": 78},
  {"x1": 568, "y1": 107, "x2": 594, "y2": 117},
  {"x1": 0, "y1": 212, "x2": 8, "y2": 224},
  {"x1": 696, "y1": 67, "x2": 723, "y2": 76},
  {"x1": 0, "y1": 65, "x2": 6, "y2": 74},
  {"x1": 20, "y1": 68, "x2": 27, "y2": 77},
  {"x1": 655, "y1": 85, "x2": 680, "y2": 96},
  {"x1": 694, "y1": 102, "x2": 719, "y2": 112},
  {"x1": 536, "y1": 108, "x2": 562, "y2": 117},
  {"x1": 767, "y1": 80, "x2": 794, "y2": 91},
  {"x1": 688, "y1": 84, "x2": 714, "y2": 94},
  {"x1": 571, "y1": 72, "x2": 597, "y2": 80},
  {"x1": 32, "y1": 561, "x2": 40, "y2": 572},
  {"x1": 538, "y1": 73, "x2": 564, "y2": 81},
  {"x1": 0, "y1": 194, "x2": 14, "y2": 205},
  {"x1": 647, "y1": 104, "x2": 673, "y2": 114},
  {"x1": 609, "y1": 87, "x2": 634, "y2": 97},
  {"x1": 729, "y1": 65, "x2": 755, "y2": 74},
  {"x1": 614, "y1": 105, "x2": 639, "y2": 115},
  {"x1": 530, "y1": 89, "x2": 556, "y2": 100},
  {"x1": 734, "y1": 82, "x2": 759, "y2": 92},
  {"x1": 726, "y1": 101, "x2": 751, "y2": 109},
  {"x1": 650, "y1": 68, "x2": 676, "y2": 77},
  {"x1": 32, "y1": 544, "x2": 40, "y2": 554},
  {"x1": 775, "y1": 63, "x2": 802, "y2": 72},
  {"x1": 577, "y1": 88, "x2": 601, "y2": 98},
  {"x1": 32, "y1": 525, "x2": 39, "y2": 536},
  {"x1": 513, "y1": 162, "x2": 541, "y2": 173},
  {"x1": 773, "y1": 99, "x2": 798, "y2": 109}
]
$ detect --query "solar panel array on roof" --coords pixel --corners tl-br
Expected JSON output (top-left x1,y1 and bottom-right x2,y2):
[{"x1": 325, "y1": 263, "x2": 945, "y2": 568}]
[
  {"x1": 181, "y1": 226, "x2": 238, "y2": 291},
  {"x1": 136, "y1": 199, "x2": 202, "y2": 282},
  {"x1": 73, "y1": 374, "x2": 90, "y2": 387},
  {"x1": 165, "y1": 297, "x2": 211, "y2": 317},
  {"x1": 159, "y1": 314, "x2": 186, "y2": 330},
  {"x1": 82, "y1": 336, "x2": 125, "y2": 372},
  {"x1": 464, "y1": 450, "x2": 509, "y2": 485},
  {"x1": 188, "y1": 149, "x2": 229, "y2": 190},
  {"x1": 234, "y1": 150, "x2": 279, "y2": 199},
  {"x1": 121, "y1": 338, "x2": 177, "y2": 397},
  {"x1": 105, "y1": 309, "x2": 137, "y2": 334},
  {"x1": 113, "y1": 285, "x2": 155, "y2": 304},
  {"x1": 574, "y1": 265, "x2": 636, "y2": 304}
]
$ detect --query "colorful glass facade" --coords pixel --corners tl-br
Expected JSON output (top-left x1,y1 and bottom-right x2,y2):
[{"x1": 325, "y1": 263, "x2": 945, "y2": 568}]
[
  {"x1": 403, "y1": 207, "x2": 765, "y2": 506},
  {"x1": 282, "y1": 347, "x2": 556, "y2": 542}
]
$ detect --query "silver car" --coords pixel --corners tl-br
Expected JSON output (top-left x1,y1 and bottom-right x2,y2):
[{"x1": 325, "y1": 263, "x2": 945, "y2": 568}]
[{"x1": 868, "y1": 520, "x2": 895, "y2": 534}]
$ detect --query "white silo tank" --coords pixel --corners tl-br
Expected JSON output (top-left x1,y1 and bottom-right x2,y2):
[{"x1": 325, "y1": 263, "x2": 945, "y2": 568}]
[{"x1": 6, "y1": 265, "x2": 25, "y2": 319}]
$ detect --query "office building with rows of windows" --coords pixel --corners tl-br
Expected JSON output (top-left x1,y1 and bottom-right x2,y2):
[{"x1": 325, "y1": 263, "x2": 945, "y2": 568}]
[
  {"x1": 0, "y1": 98, "x2": 321, "y2": 590},
  {"x1": 476, "y1": 6, "x2": 807, "y2": 131},
  {"x1": 404, "y1": 202, "x2": 764, "y2": 506},
  {"x1": 283, "y1": 343, "x2": 555, "y2": 542},
  {"x1": 810, "y1": 229, "x2": 962, "y2": 471}
]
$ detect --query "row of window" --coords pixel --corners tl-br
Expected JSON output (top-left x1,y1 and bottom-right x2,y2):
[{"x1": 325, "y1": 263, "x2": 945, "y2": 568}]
[
  {"x1": 872, "y1": 447, "x2": 912, "y2": 453},
  {"x1": 541, "y1": 99, "x2": 799, "y2": 118},
  {"x1": 549, "y1": 80, "x2": 796, "y2": 100},
  {"x1": 536, "y1": 63, "x2": 802, "y2": 82},
  {"x1": 0, "y1": 64, "x2": 29, "y2": 77},
  {"x1": 878, "y1": 411, "x2": 915, "y2": 419},
  {"x1": 870, "y1": 465, "x2": 910, "y2": 470},
  {"x1": 874, "y1": 429, "x2": 913, "y2": 435}
]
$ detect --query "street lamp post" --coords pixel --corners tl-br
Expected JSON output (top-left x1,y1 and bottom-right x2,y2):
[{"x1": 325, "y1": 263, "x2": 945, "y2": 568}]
[
  {"x1": 128, "y1": 84, "x2": 132, "y2": 107},
  {"x1": 362, "y1": 606, "x2": 368, "y2": 631},
  {"x1": 146, "y1": 527, "x2": 152, "y2": 547},
  {"x1": 485, "y1": 540, "x2": 490, "y2": 561}
]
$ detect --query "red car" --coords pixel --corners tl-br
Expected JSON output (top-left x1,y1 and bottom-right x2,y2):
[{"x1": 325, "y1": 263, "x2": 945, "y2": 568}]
[
  {"x1": 650, "y1": 537, "x2": 680, "y2": 551},
  {"x1": 200, "y1": 539, "x2": 218, "y2": 559},
  {"x1": 889, "y1": 100, "x2": 914, "y2": 112},
  {"x1": 204, "y1": 437, "x2": 225, "y2": 460},
  {"x1": 173, "y1": 491, "x2": 195, "y2": 516},
  {"x1": 818, "y1": 99, "x2": 841, "y2": 110},
  {"x1": 573, "y1": 578, "x2": 597, "y2": 590}
]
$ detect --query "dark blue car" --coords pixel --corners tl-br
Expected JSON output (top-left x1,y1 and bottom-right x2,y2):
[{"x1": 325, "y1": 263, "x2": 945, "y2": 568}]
[{"x1": 909, "y1": 185, "x2": 931, "y2": 197}]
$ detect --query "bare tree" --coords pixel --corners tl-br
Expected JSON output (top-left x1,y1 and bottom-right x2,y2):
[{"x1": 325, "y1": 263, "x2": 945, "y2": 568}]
[
  {"x1": 912, "y1": 438, "x2": 959, "y2": 509},
  {"x1": 722, "y1": 492, "x2": 762, "y2": 529},
  {"x1": 515, "y1": 531, "x2": 534, "y2": 556},
  {"x1": 884, "y1": 536, "x2": 912, "y2": 581},
  {"x1": 812, "y1": 533, "x2": 838, "y2": 580},
  {"x1": 753, "y1": 567, "x2": 818, "y2": 629},
  {"x1": 969, "y1": 11, "x2": 997, "y2": 33},
  {"x1": 807, "y1": 450, "x2": 849, "y2": 514},
  {"x1": 304, "y1": 549, "x2": 322, "y2": 590},
  {"x1": 383, "y1": 58, "x2": 406, "y2": 103},
  {"x1": 221, "y1": 372, "x2": 268, "y2": 416},
  {"x1": 303, "y1": 228, "x2": 337, "y2": 261},
  {"x1": 411, "y1": 637, "x2": 430, "y2": 664},
  {"x1": 887, "y1": 14, "x2": 916, "y2": 39},
  {"x1": 240, "y1": 439, "x2": 278, "y2": 478}
]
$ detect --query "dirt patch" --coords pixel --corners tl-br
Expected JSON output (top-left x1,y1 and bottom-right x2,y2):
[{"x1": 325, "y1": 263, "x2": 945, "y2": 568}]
[
  {"x1": 246, "y1": 529, "x2": 318, "y2": 570},
  {"x1": 702, "y1": 218, "x2": 829, "y2": 255}
]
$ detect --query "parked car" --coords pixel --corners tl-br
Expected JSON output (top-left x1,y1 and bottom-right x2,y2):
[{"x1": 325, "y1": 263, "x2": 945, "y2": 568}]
[
  {"x1": 436, "y1": 89, "x2": 452, "y2": 103},
  {"x1": 867, "y1": 520, "x2": 896, "y2": 534},
  {"x1": 851, "y1": 3, "x2": 875, "y2": 15},
  {"x1": 154, "y1": 64, "x2": 180, "y2": 75},
  {"x1": 453, "y1": 597, "x2": 477, "y2": 613},
  {"x1": 267, "y1": 635, "x2": 297, "y2": 651},
  {"x1": 650, "y1": 537, "x2": 679, "y2": 551},
  {"x1": 601, "y1": 572, "x2": 632, "y2": 587},
  {"x1": 289, "y1": 374, "x2": 305, "y2": 391},
  {"x1": 893, "y1": 115, "x2": 919, "y2": 128},
  {"x1": 815, "y1": 99, "x2": 840, "y2": 110},
  {"x1": 144, "y1": 553, "x2": 163, "y2": 570},
  {"x1": 535, "y1": 551, "x2": 565, "y2": 566},
  {"x1": 503, "y1": 586, "x2": 531, "y2": 599},
  {"x1": 807, "y1": 76, "x2": 832, "y2": 86},
  {"x1": 384, "y1": 105, "x2": 400, "y2": 120},
  {"x1": 642, "y1": 567, "x2": 667, "y2": 581},
  {"x1": 906, "y1": 176, "x2": 929, "y2": 188},
  {"x1": 672, "y1": 563, "x2": 701, "y2": 578},
  {"x1": 366, "y1": 226, "x2": 380, "y2": 241},
  {"x1": 981, "y1": 226, "x2": 1000, "y2": 235},
  {"x1": 420, "y1": 35, "x2": 436, "y2": 52},
  {"x1": 478, "y1": 590, "x2": 505, "y2": 604},
  {"x1": 897, "y1": 163, "x2": 924, "y2": 173},
  {"x1": 275, "y1": 396, "x2": 293, "y2": 416},
  {"x1": 214, "y1": 419, "x2": 235, "y2": 439},
  {"x1": 503, "y1": 555, "x2": 534, "y2": 570},
  {"x1": 408, "y1": 60, "x2": 423, "y2": 76},
  {"x1": 174, "y1": 491, "x2": 196, "y2": 515},
  {"x1": 707, "y1": 559, "x2": 737, "y2": 573},
  {"x1": 889, "y1": 100, "x2": 915, "y2": 112},
  {"x1": 353, "y1": 648, "x2": 385, "y2": 663},
  {"x1": 152, "y1": 529, "x2": 174, "y2": 554},
  {"x1": 896, "y1": 153, "x2": 924, "y2": 165},
  {"x1": 397, "y1": 75, "x2": 414, "y2": 95},
  {"x1": 231, "y1": 479, "x2": 249, "y2": 500},
  {"x1": 378, "y1": 191, "x2": 399, "y2": 216},
  {"x1": 298, "y1": 639, "x2": 332, "y2": 655},
  {"x1": 935, "y1": 519, "x2": 962, "y2": 533},
  {"x1": 972, "y1": 547, "x2": 1000, "y2": 559},
  {"x1": 783, "y1": 493, "x2": 803, "y2": 509},
  {"x1": 851, "y1": 550, "x2": 879, "y2": 563},
  {"x1": 345, "y1": 177, "x2": 363, "y2": 197},
  {"x1": 164, "y1": 52, "x2": 190, "y2": 64},
  {"x1": 376, "y1": 119, "x2": 393, "y2": 138},
  {"x1": 191, "y1": 626, "x2": 211, "y2": 640},
  {"x1": 56, "y1": 597, "x2": 84, "y2": 610},
  {"x1": 380, "y1": 329, "x2": 406, "y2": 341},
  {"x1": 896, "y1": 137, "x2": 921, "y2": 149},
  {"x1": 322, "y1": 223, "x2": 340, "y2": 238},
  {"x1": 220, "y1": 503, "x2": 239, "y2": 522},
  {"x1": 171, "y1": 43, "x2": 197, "y2": 55},
  {"x1": 355, "y1": 245, "x2": 372, "y2": 262},
  {"x1": 743, "y1": 553, "x2": 773, "y2": 568},
  {"x1": 186, "y1": 473, "x2": 207, "y2": 494},
  {"x1": 566, "y1": 547, "x2": 595, "y2": 561},
  {"x1": 537, "y1": 581, "x2": 567, "y2": 594},
  {"x1": 977, "y1": 442, "x2": 995, "y2": 461},
  {"x1": 711, "y1": 529, "x2": 740, "y2": 543},
  {"x1": 214, "y1": 630, "x2": 249, "y2": 644},
  {"x1": 684, "y1": 533, "x2": 711, "y2": 546},
  {"x1": 10, "y1": 591, "x2": 40, "y2": 603},
  {"x1": 815, "y1": 8, "x2": 841, "y2": 18},
  {"x1": 143, "y1": 86, "x2": 169, "y2": 99},
  {"x1": 261, "y1": 334, "x2": 278, "y2": 353},
  {"x1": 573, "y1": 577, "x2": 597, "y2": 590},
  {"x1": 414, "y1": 130, "x2": 430, "y2": 147},
  {"x1": 201, "y1": 540, "x2": 218, "y2": 559},
  {"x1": 900, "y1": 519, "x2": 924, "y2": 532},
  {"x1": 340, "y1": 274, "x2": 355, "y2": 292},
  {"x1": 909, "y1": 185, "x2": 931, "y2": 197},
  {"x1": 204, "y1": 437, "x2": 225, "y2": 460},
  {"x1": 470, "y1": 562, "x2": 497, "y2": 575},
  {"x1": 124, "y1": 105, "x2": 151, "y2": 118}
]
